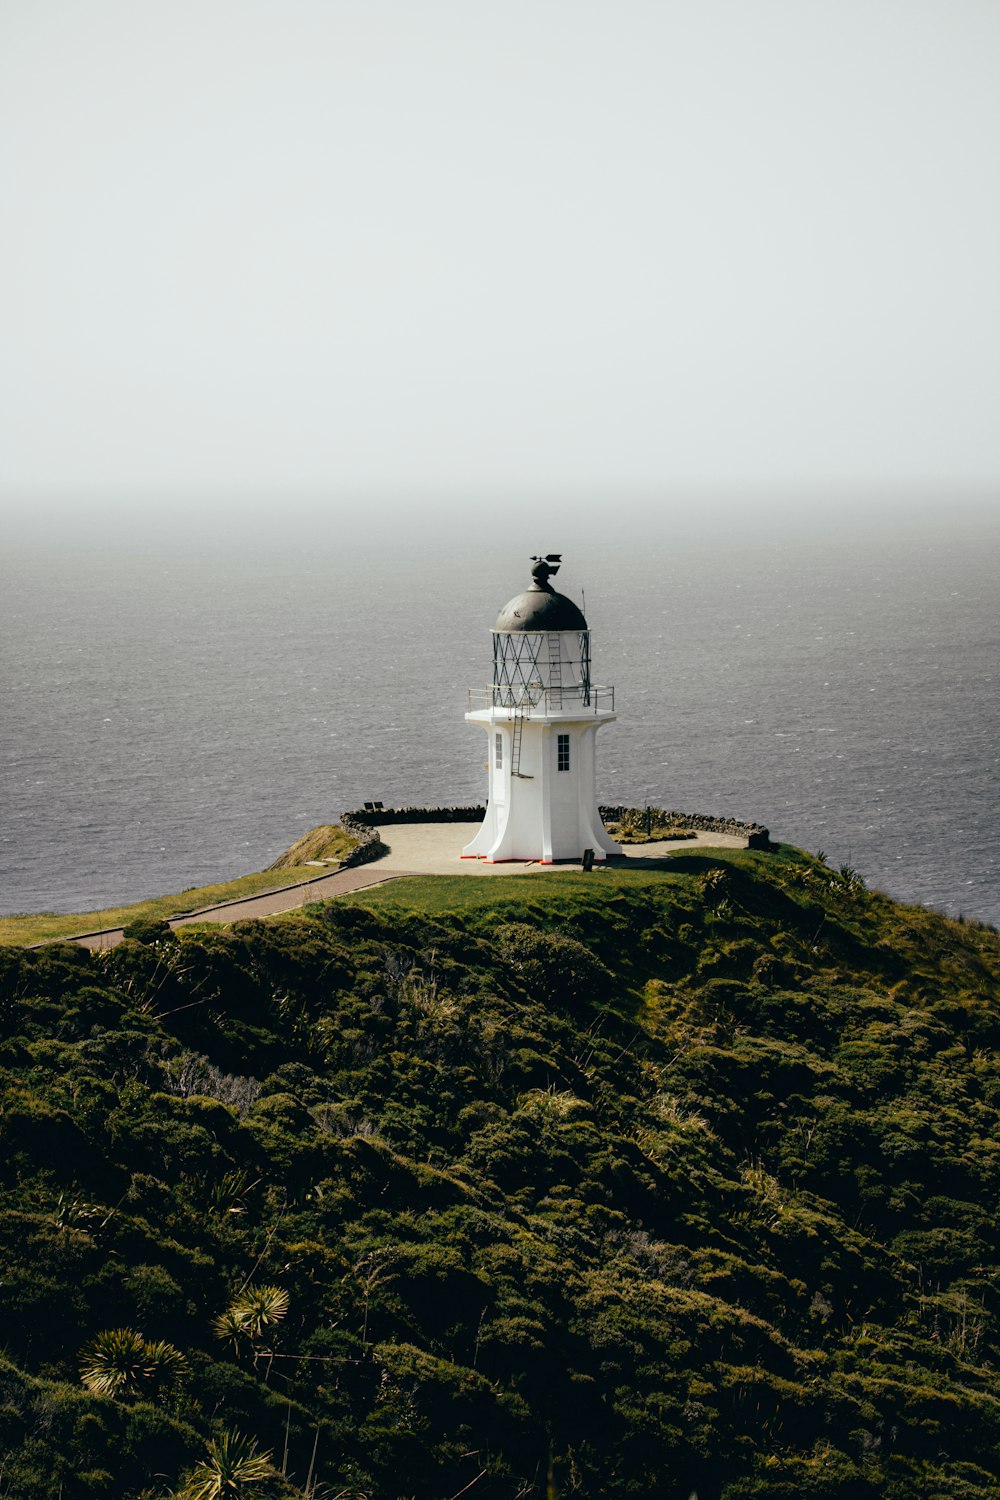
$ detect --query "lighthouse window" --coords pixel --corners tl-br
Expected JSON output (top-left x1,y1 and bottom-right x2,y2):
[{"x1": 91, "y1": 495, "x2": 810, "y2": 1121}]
[
  {"x1": 557, "y1": 734, "x2": 570, "y2": 771},
  {"x1": 495, "y1": 733, "x2": 503, "y2": 769}
]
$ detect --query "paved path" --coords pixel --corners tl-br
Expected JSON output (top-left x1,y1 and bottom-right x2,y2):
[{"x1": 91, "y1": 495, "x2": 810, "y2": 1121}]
[
  {"x1": 73, "y1": 864, "x2": 419, "y2": 951},
  {"x1": 67, "y1": 822, "x2": 746, "y2": 951}
]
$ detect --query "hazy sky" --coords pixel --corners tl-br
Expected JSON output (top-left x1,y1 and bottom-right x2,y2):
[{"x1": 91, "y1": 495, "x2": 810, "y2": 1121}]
[{"x1": 3, "y1": 1, "x2": 1000, "y2": 520}]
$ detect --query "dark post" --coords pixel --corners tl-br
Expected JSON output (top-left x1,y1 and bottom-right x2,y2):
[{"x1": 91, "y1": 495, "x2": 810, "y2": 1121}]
[{"x1": 582, "y1": 848, "x2": 594, "y2": 872}]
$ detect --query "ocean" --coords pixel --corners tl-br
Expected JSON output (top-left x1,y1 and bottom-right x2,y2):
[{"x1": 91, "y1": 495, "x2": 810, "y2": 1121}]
[{"x1": 2, "y1": 505, "x2": 998, "y2": 925}]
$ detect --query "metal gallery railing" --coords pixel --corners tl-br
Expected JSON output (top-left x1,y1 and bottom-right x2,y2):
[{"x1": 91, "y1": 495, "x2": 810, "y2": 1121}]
[{"x1": 466, "y1": 684, "x2": 615, "y2": 715}]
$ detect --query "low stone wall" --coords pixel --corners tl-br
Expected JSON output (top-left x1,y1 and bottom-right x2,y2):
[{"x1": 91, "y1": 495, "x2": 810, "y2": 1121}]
[
  {"x1": 599, "y1": 806, "x2": 772, "y2": 851},
  {"x1": 343, "y1": 805, "x2": 486, "y2": 827},
  {"x1": 338, "y1": 812, "x2": 387, "y2": 868},
  {"x1": 341, "y1": 804, "x2": 771, "y2": 856}
]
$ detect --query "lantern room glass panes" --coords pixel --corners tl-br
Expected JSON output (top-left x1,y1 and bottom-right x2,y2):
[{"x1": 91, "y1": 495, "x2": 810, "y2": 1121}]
[{"x1": 491, "y1": 631, "x2": 591, "y2": 708}]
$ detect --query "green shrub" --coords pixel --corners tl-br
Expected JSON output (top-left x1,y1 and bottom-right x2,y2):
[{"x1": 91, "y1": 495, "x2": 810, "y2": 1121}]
[
  {"x1": 121, "y1": 918, "x2": 177, "y2": 945},
  {"x1": 493, "y1": 922, "x2": 612, "y2": 1006}
]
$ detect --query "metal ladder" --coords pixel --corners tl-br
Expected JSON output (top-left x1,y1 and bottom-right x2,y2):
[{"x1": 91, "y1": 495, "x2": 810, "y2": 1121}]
[
  {"x1": 511, "y1": 705, "x2": 533, "y2": 778},
  {"x1": 548, "y1": 634, "x2": 563, "y2": 708}
]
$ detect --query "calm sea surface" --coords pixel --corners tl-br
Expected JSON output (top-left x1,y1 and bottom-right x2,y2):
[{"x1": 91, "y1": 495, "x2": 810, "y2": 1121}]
[{"x1": 2, "y1": 511, "x2": 998, "y2": 924}]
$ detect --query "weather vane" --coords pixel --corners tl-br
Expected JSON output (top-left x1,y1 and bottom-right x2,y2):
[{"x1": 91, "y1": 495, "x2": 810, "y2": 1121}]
[{"x1": 530, "y1": 553, "x2": 561, "y2": 588}]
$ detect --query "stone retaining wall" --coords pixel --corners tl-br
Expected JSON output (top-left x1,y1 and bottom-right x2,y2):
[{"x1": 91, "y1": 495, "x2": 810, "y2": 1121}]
[{"x1": 338, "y1": 812, "x2": 387, "y2": 867}]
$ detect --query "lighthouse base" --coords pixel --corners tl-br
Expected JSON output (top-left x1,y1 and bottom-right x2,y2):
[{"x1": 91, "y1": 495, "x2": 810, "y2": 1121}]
[{"x1": 462, "y1": 711, "x2": 620, "y2": 865}]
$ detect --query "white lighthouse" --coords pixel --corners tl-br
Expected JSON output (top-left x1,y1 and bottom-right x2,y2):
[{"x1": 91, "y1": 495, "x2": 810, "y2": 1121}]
[{"x1": 463, "y1": 555, "x2": 621, "y2": 864}]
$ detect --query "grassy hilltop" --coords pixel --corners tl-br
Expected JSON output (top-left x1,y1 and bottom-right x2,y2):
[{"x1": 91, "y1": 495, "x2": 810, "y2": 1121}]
[{"x1": 2, "y1": 846, "x2": 1000, "y2": 1498}]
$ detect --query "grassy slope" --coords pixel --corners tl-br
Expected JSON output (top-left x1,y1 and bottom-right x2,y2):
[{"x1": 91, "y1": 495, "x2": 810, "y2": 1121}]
[
  {"x1": 0, "y1": 826, "x2": 356, "y2": 947},
  {"x1": 328, "y1": 846, "x2": 774, "y2": 916},
  {"x1": 1, "y1": 847, "x2": 1000, "y2": 1498},
  {"x1": 265, "y1": 824, "x2": 355, "y2": 871}
]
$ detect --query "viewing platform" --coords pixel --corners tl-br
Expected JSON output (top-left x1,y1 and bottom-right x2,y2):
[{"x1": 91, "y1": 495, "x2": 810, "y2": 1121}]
[{"x1": 466, "y1": 683, "x2": 616, "y2": 719}]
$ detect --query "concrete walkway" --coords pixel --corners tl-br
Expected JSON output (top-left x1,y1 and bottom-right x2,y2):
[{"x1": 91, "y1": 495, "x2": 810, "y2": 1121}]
[
  {"x1": 68, "y1": 822, "x2": 745, "y2": 951},
  {"x1": 370, "y1": 820, "x2": 746, "y2": 875}
]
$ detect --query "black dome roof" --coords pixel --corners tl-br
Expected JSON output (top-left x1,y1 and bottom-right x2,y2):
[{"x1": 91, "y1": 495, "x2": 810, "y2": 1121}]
[{"x1": 494, "y1": 584, "x2": 588, "y2": 633}]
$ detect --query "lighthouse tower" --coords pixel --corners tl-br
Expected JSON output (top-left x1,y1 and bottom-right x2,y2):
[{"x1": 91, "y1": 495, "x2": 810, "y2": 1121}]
[{"x1": 463, "y1": 556, "x2": 621, "y2": 864}]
